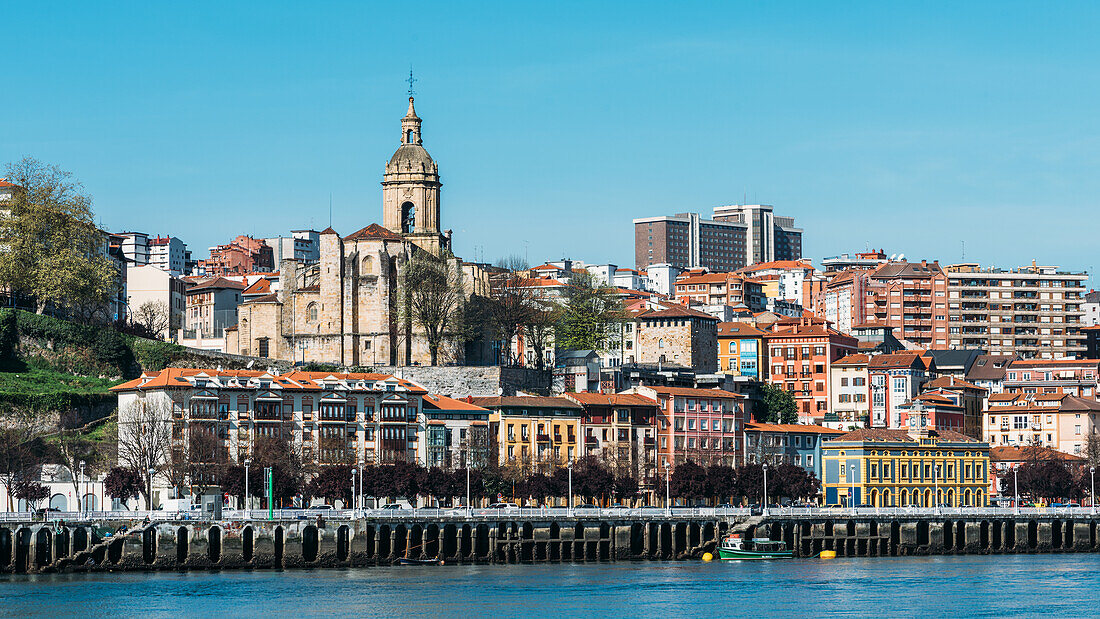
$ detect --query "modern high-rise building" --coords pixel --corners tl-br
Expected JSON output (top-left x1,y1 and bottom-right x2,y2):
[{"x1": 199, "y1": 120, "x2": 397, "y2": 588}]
[
  {"x1": 116, "y1": 232, "x2": 190, "y2": 276},
  {"x1": 634, "y1": 204, "x2": 801, "y2": 272}
]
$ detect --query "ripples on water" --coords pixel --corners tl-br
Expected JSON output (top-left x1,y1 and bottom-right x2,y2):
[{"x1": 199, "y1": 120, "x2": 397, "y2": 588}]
[{"x1": 1, "y1": 555, "x2": 1097, "y2": 618}]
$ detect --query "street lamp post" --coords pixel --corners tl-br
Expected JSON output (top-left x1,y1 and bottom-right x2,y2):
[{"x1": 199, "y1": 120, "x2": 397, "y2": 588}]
[
  {"x1": 568, "y1": 461, "x2": 574, "y2": 514},
  {"x1": 849, "y1": 463, "x2": 856, "y2": 514},
  {"x1": 1086, "y1": 468, "x2": 1095, "y2": 516},
  {"x1": 1014, "y1": 467, "x2": 1020, "y2": 515},
  {"x1": 358, "y1": 463, "x2": 364, "y2": 513},
  {"x1": 664, "y1": 461, "x2": 671, "y2": 515},
  {"x1": 762, "y1": 462, "x2": 769, "y2": 517},
  {"x1": 147, "y1": 467, "x2": 155, "y2": 512},
  {"x1": 934, "y1": 463, "x2": 940, "y2": 516},
  {"x1": 244, "y1": 458, "x2": 251, "y2": 518},
  {"x1": 466, "y1": 466, "x2": 472, "y2": 517},
  {"x1": 350, "y1": 469, "x2": 357, "y2": 512},
  {"x1": 78, "y1": 460, "x2": 86, "y2": 515}
]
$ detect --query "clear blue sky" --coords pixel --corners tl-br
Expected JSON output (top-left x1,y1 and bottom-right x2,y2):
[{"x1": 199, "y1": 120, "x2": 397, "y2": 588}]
[{"x1": 5, "y1": 1, "x2": 1100, "y2": 277}]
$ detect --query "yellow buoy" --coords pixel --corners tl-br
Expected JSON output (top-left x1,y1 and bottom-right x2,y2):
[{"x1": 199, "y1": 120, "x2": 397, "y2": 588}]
[
  {"x1": 820, "y1": 550, "x2": 837, "y2": 560},
  {"x1": 702, "y1": 552, "x2": 714, "y2": 562}
]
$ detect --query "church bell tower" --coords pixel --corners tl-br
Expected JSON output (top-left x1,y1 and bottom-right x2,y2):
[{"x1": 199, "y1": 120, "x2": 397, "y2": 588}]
[{"x1": 382, "y1": 92, "x2": 445, "y2": 255}]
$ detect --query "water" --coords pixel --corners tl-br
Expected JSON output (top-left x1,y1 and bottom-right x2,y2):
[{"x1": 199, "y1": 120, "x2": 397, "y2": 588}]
[{"x1": 1, "y1": 555, "x2": 1096, "y2": 618}]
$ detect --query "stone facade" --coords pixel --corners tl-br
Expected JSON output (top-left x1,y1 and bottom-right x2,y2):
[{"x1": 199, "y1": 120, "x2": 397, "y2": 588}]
[
  {"x1": 634, "y1": 305, "x2": 719, "y2": 373},
  {"x1": 225, "y1": 96, "x2": 476, "y2": 366}
]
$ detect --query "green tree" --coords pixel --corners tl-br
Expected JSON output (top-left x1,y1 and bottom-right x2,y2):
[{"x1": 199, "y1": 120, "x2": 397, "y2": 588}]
[
  {"x1": 0, "y1": 157, "x2": 118, "y2": 316},
  {"x1": 401, "y1": 250, "x2": 466, "y2": 366},
  {"x1": 555, "y1": 271, "x2": 626, "y2": 352},
  {"x1": 487, "y1": 256, "x2": 535, "y2": 366},
  {"x1": 758, "y1": 384, "x2": 799, "y2": 424}
]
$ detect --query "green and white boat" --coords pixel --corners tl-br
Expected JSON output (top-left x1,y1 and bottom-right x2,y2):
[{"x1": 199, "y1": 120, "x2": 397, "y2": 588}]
[{"x1": 717, "y1": 534, "x2": 794, "y2": 560}]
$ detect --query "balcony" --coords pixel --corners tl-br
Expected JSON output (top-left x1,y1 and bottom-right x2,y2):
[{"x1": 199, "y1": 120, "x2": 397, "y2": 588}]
[{"x1": 536, "y1": 434, "x2": 551, "y2": 443}]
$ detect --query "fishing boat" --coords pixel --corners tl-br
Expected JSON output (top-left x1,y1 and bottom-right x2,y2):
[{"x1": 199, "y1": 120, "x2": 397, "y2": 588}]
[{"x1": 716, "y1": 534, "x2": 793, "y2": 560}]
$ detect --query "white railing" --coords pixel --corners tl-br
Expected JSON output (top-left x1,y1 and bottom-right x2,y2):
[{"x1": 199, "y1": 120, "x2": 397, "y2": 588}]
[{"x1": 2, "y1": 505, "x2": 1096, "y2": 523}]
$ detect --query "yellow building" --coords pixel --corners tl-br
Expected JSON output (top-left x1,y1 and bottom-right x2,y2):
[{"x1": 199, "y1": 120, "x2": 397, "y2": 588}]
[
  {"x1": 821, "y1": 428, "x2": 990, "y2": 508},
  {"x1": 470, "y1": 396, "x2": 583, "y2": 471}
]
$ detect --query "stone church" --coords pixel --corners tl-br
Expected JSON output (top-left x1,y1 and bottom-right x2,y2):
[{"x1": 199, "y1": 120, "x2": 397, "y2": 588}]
[{"x1": 227, "y1": 96, "x2": 481, "y2": 366}]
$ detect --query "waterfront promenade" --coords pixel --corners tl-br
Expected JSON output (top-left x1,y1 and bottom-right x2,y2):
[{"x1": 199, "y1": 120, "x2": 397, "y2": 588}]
[{"x1": 3, "y1": 505, "x2": 1100, "y2": 574}]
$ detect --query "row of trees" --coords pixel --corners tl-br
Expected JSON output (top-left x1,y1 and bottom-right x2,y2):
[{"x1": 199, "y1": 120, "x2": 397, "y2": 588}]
[
  {"x1": 999, "y1": 453, "x2": 1093, "y2": 503},
  {"x1": 670, "y1": 461, "x2": 819, "y2": 504}
]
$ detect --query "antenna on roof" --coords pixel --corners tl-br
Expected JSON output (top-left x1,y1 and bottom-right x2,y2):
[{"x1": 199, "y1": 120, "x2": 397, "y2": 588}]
[{"x1": 329, "y1": 193, "x2": 333, "y2": 228}]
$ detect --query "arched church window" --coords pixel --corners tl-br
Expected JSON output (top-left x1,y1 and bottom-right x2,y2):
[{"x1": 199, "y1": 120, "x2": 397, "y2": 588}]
[
  {"x1": 406, "y1": 129, "x2": 415, "y2": 143},
  {"x1": 362, "y1": 255, "x2": 374, "y2": 275},
  {"x1": 658, "y1": 338, "x2": 665, "y2": 349},
  {"x1": 401, "y1": 202, "x2": 415, "y2": 233},
  {"x1": 307, "y1": 303, "x2": 318, "y2": 322}
]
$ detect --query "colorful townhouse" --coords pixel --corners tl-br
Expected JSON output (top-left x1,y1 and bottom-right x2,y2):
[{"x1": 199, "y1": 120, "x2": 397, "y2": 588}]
[
  {"x1": 829, "y1": 353, "x2": 871, "y2": 430},
  {"x1": 742, "y1": 423, "x2": 844, "y2": 481},
  {"x1": 470, "y1": 396, "x2": 583, "y2": 472},
  {"x1": 626, "y1": 385, "x2": 747, "y2": 469},
  {"x1": 717, "y1": 321, "x2": 768, "y2": 378},
  {"x1": 983, "y1": 392, "x2": 1100, "y2": 455},
  {"x1": 565, "y1": 392, "x2": 660, "y2": 488},
  {"x1": 765, "y1": 318, "x2": 859, "y2": 424}
]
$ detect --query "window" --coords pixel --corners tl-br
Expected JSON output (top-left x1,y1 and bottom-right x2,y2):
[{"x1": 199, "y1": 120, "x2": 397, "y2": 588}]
[
  {"x1": 401, "y1": 202, "x2": 416, "y2": 233},
  {"x1": 307, "y1": 303, "x2": 318, "y2": 322}
]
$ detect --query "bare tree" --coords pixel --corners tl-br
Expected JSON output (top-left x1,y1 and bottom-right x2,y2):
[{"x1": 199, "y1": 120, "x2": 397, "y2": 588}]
[
  {"x1": 55, "y1": 429, "x2": 102, "y2": 511},
  {"x1": 489, "y1": 256, "x2": 535, "y2": 366},
  {"x1": 525, "y1": 302, "x2": 561, "y2": 370},
  {"x1": 133, "y1": 300, "x2": 170, "y2": 338},
  {"x1": 0, "y1": 425, "x2": 42, "y2": 511},
  {"x1": 400, "y1": 250, "x2": 466, "y2": 366},
  {"x1": 117, "y1": 397, "x2": 175, "y2": 508}
]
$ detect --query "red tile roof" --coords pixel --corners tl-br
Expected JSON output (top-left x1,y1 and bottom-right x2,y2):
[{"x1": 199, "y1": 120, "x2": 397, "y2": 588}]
[
  {"x1": 638, "y1": 385, "x2": 745, "y2": 399},
  {"x1": 344, "y1": 223, "x2": 403, "y2": 241},
  {"x1": 565, "y1": 393, "x2": 659, "y2": 407},
  {"x1": 744, "y1": 423, "x2": 844, "y2": 435},
  {"x1": 423, "y1": 394, "x2": 490, "y2": 412},
  {"x1": 637, "y1": 305, "x2": 716, "y2": 320},
  {"x1": 990, "y1": 446, "x2": 1085, "y2": 463}
]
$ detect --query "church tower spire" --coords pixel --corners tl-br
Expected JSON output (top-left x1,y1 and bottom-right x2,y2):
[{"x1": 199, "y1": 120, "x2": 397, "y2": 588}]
[
  {"x1": 382, "y1": 84, "x2": 445, "y2": 255},
  {"x1": 401, "y1": 96, "x2": 422, "y2": 145}
]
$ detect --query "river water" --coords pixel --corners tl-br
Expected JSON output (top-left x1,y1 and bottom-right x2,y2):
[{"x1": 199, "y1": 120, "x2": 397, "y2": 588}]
[{"x1": 1, "y1": 555, "x2": 1096, "y2": 618}]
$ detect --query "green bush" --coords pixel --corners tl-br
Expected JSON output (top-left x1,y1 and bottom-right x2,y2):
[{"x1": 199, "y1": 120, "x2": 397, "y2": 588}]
[
  {"x1": 93, "y1": 329, "x2": 137, "y2": 378},
  {"x1": 130, "y1": 338, "x2": 185, "y2": 372},
  {"x1": 0, "y1": 310, "x2": 21, "y2": 371}
]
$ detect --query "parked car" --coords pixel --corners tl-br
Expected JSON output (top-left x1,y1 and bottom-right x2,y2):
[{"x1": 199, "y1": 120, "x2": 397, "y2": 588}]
[
  {"x1": 380, "y1": 504, "x2": 406, "y2": 510},
  {"x1": 487, "y1": 502, "x2": 519, "y2": 511}
]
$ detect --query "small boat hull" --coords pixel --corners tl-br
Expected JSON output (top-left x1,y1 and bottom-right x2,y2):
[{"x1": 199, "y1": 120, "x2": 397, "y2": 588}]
[
  {"x1": 716, "y1": 548, "x2": 793, "y2": 560},
  {"x1": 394, "y1": 558, "x2": 445, "y2": 566}
]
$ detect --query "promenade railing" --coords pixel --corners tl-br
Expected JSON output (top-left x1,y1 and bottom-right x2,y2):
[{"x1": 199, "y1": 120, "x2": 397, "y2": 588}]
[{"x1": 0, "y1": 505, "x2": 1093, "y2": 523}]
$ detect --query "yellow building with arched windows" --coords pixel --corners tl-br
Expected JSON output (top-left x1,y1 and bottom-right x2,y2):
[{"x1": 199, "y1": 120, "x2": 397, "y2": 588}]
[{"x1": 821, "y1": 428, "x2": 990, "y2": 508}]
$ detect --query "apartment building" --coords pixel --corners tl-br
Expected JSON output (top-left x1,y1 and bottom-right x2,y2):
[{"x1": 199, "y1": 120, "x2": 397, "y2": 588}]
[
  {"x1": 673, "y1": 272, "x2": 766, "y2": 311},
  {"x1": 984, "y1": 392, "x2": 1100, "y2": 455},
  {"x1": 1002, "y1": 359, "x2": 1099, "y2": 398},
  {"x1": 766, "y1": 319, "x2": 859, "y2": 424},
  {"x1": 116, "y1": 232, "x2": 191, "y2": 276},
  {"x1": 184, "y1": 277, "x2": 245, "y2": 339},
  {"x1": 829, "y1": 353, "x2": 871, "y2": 430},
  {"x1": 820, "y1": 250, "x2": 889, "y2": 273},
  {"x1": 742, "y1": 423, "x2": 843, "y2": 479},
  {"x1": 470, "y1": 396, "x2": 583, "y2": 472},
  {"x1": 111, "y1": 369, "x2": 431, "y2": 470},
  {"x1": 633, "y1": 204, "x2": 801, "y2": 272},
  {"x1": 199, "y1": 235, "x2": 275, "y2": 276},
  {"x1": 816, "y1": 260, "x2": 949, "y2": 349},
  {"x1": 421, "y1": 395, "x2": 492, "y2": 469},
  {"x1": 868, "y1": 352, "x2": 933, "y2": 429},
  {"x1": 945, "y1": 263, "x2": 1088, "y2": 358},
  {"x1": 565, "y1": 392, "x2": 660, "y2": 483},
  {"x1": 717, "y1": 322, "x2": 768, "y2": 378},
  {"x1": 265, "y1": 230, "x2": 321, "y2": 269},
  {"x1": 737, "y1": 259, "x2": 824, "y2": 311},
  {"x1": 626, "y1": 385, "x2": 746, "y2": 469}
]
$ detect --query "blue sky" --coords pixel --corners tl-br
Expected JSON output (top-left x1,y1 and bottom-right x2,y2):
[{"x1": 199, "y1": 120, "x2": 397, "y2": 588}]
[{"x1": 4, "y1": 2, "x2": 1100, "y2": 277}]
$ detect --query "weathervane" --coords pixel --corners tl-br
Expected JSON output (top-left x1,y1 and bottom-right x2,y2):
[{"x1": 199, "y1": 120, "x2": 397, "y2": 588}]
[{"x1": 407, "y1": 67, "x2": 417, "y2": 97}]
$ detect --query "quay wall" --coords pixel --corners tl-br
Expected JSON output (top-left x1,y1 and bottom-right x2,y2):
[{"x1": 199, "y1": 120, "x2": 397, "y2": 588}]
[{"x1": 3, "y1": 513, "x2": 1098, "y2": 574}]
